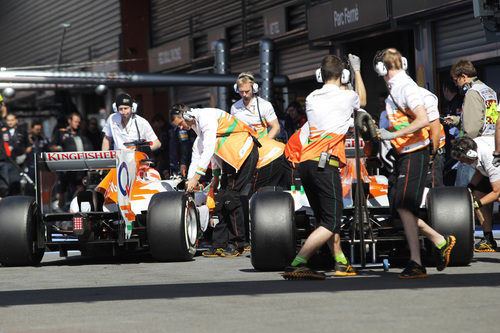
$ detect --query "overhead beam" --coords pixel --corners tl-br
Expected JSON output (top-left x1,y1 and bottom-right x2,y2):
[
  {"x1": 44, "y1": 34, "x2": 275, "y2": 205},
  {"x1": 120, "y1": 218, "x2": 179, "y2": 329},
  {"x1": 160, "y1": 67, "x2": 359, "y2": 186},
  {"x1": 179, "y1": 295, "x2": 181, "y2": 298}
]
[{"x1": 0, "y1": 70, "x2": 289, "y2": 87}]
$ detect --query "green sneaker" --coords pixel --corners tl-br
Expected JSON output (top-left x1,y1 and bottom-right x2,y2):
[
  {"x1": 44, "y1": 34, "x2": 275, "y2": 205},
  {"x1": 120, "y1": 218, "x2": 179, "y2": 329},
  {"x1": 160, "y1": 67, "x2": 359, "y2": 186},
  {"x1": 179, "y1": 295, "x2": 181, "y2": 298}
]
[
  {"x1": 221, "y1": 246, "x2": 240, "y2": 257},
  {"x1": 202, "y1": 247, "x2": 224, "y2": 257},
  {"x1": 436, "y1": 235, "x2": 456, "y2": 271},
  {"x1": 474, "y1": 237, "x2": 497, "y2": 252},
  {"x1": 334, "y1": 261, "x2": 357, "y2": 276},
  {"x1": 398, "y1": 260, "x2": 428, "y2": 279},
  {"x1": 282, "y1": 264, "x2": 326, "y2": 280}
]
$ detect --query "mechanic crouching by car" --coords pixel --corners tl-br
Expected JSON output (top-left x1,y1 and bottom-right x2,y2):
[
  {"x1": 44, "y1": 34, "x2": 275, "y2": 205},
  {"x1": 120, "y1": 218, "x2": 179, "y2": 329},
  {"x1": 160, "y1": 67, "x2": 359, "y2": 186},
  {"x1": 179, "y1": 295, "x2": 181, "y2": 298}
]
[
  {"x1": 374, "y1": 48, "x2": 456, "y2": 278},
  {"x1": 102, "y1": 93, "x2": 161, "y2": 151},
  {"x1": 169, "y1": 104, "x2": 259, "y2": 257},
  {"x1": 282, "y1": 55, "x2": 360, "y2": 280},
  {"x1": 451, "y1": 136, "x2": 498, "y2": 252}
]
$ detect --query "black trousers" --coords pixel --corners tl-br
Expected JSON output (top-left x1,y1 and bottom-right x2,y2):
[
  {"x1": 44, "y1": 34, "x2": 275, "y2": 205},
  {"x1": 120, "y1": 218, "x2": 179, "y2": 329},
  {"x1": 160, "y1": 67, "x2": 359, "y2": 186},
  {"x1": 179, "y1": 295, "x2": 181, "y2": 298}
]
[
  {"x1": 299, "y1": 159, "x2": 343, "y2": 233},
  {"x1": 212, "y1": 144, "x2": 259, "y2": 249},
  {"x1": 252, "y1": 154, "x2": 286, "y2": 192}
]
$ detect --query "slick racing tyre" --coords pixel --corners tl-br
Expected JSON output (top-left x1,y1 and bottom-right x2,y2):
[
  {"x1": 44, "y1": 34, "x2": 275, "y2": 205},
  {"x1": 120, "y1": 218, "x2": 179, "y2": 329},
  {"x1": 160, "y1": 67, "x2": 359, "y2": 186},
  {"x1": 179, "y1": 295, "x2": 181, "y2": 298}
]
[
  {"x1": 250, "y1": 191, "x2": 296, "y2": 271},
  {"x1": 147, "y1": 191, "x2": 198, "y2": 261},
  {"x1": 0, "y1": 196, "x2": 45, "y2": 266},
  {"x1": 426, "y1": 186, "x2": 474, "y2": 266}
]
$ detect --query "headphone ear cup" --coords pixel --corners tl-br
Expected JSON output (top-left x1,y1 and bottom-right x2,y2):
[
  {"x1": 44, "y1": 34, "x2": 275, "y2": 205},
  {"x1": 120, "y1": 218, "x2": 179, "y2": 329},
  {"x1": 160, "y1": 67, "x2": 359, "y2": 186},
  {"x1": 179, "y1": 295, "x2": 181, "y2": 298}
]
[
  {"x1": 315, "y1": 68, "x2": 323, "y2": 83},
  {"x1": 466, "y1": 149, "x2": 478, "y2": 160},
  {"x1": 183, "y1": 110, "x2": 195, "y2": 121},
  {"x1": 462, "y1": 82, "x2": 471, "y2": 94},
  {"x1": 132, "y1": 102, "x2": 138, "y2": 113},
  {"x1": 375, "y1": 61, "x2": 387, "y2": 77},
  {"x1": 252, "y1": 82, "x2": 259, "y2": 94},
  {"x1": 341, "y1": 69, "x2": 350, "y2": 85},
  {"x1": 112, "y1": 103, "x2": 117, "y2": 113},
  {"x1": 234, "y1": 83, "x2": 239, "y2": 94},
  {"x1": 401, "y1": 57, "x2": 408, "y2": 71}
]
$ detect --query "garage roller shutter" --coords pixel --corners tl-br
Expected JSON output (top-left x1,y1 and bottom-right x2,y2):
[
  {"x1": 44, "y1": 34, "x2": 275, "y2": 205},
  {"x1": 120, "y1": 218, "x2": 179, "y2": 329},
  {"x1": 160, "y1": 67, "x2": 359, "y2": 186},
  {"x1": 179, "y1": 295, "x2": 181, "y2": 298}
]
[{"x1": 435, "y1": 10, "x2": 500, "y2": 69}]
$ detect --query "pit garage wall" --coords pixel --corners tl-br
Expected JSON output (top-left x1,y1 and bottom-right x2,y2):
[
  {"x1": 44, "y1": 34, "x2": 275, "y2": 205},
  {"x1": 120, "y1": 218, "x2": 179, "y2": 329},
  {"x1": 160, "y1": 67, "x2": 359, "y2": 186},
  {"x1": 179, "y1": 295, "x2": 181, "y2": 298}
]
[
  {"x1": 0, "y1": 0, "x2": 121, "y2": 68},
  {"x1": 434, "y1": 8, "x2": 500, "y2": 97},
  {"x1": 149, "y1": 0, "x2": 328, "y2": 109},
  {"x1": 435, "y1": 10, "x2": 500, "y2": 69}
]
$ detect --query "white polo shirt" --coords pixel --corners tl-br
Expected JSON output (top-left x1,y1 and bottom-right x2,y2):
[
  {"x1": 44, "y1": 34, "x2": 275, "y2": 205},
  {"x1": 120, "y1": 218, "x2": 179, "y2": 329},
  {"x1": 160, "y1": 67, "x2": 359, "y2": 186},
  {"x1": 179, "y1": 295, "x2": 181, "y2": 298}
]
[
  {"x1": 300, "y1": 84, "x2": 360, "y2": 165},
  {"x1": 230, "y1": 96, "x2": 277, "y2": 134},
  {"x1": 419, "y1": 87, "x2": 439, "y2": 122},
  {"x1": 474, "y1": 136, "x2": 500, "y2": 183},
  {"x1": 102, "y1": 113, "x2": 158, "y2": 150}
]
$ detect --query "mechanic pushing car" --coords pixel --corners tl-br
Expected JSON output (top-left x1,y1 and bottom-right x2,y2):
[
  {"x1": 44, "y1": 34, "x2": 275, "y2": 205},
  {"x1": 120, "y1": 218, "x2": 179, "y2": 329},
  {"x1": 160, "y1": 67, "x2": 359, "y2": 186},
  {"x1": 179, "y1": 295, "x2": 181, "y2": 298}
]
[
  {"x1": 102, "y1": 93, "x2": 161, "y2": 151},
  {"x1": 169, "y1": 104, "x2": 259, "y2": 257},
  {"x1": 375, "y1": 48, "x2": 456, "y2": 278},
  {"x1": 282, "y1": 55, "x2": 360, "y2": 280}
]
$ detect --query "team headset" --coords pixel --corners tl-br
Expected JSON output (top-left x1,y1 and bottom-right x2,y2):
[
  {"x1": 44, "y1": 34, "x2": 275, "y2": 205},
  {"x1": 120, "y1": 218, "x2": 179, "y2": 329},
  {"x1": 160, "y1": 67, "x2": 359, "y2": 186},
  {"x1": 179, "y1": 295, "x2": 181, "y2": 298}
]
[
  {"x1": 171, "y1": 106, "x2": 195, "y2": 121},
  {"x1": 112, "y1": 94, "x2": 138, "y2": 113},
  {"x1": 373, "y1": 49, "x2": 408, "y2": 77},
  {"x1": 452, "y1": 143, "x2": 478, "y2": 161},
  {"x1": 315, "y1": 59, "x2": 350, "y2": 84},
  {"x1": 460, "y1": 77, "x2": 479, "y2": 95},
  {"x1": 234, "y1": 73, "x2": 259, "y2": 94}
]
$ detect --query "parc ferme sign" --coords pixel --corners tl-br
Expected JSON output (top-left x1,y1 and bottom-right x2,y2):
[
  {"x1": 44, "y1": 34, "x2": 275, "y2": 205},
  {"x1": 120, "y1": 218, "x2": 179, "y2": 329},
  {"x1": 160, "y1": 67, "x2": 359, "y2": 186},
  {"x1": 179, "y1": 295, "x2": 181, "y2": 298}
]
[{"x1": 307, "y1": 0, "x2": 388, "y2": 40}]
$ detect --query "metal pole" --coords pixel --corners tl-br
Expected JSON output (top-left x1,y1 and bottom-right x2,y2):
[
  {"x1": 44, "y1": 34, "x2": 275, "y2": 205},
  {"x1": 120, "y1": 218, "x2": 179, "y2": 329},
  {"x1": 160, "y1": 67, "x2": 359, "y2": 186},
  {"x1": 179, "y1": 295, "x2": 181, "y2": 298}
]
[
  {"x1": 56, "y1": 23, "x2": 71, "y2": 70},
  {"x1": 0, "y1": 70, "x2": 288, "y2": 87},
  {"x1": 215, "y1": 39, "x2": 230, "y2": 110},
  {"x1": 259, "y1": 38, "x2": 274, "y2": 102}
]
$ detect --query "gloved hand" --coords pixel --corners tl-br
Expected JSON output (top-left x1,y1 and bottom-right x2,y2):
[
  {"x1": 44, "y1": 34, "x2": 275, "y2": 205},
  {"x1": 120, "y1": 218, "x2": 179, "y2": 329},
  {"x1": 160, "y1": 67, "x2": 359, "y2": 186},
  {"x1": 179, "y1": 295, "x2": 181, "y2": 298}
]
[
  {"x1": 493, "y1": 153, "x2": 500, "y2": 167},
  {"x1": 15, "y1": 153, "x2": 27, "y2": 165},
  {"x1": 348, "y1": 53, "x2": 361, "y2": 71},
  {"x1": 377, "y1": 128, "x2": 395, "y2": 140}
]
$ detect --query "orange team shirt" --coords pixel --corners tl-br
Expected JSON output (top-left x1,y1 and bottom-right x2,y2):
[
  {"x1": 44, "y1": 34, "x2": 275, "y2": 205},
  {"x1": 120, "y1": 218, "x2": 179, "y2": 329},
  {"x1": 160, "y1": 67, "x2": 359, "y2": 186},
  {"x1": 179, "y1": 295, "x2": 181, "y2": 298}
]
[{"x1": 300, "y1": 84, "x2": 360, "y2": 167}]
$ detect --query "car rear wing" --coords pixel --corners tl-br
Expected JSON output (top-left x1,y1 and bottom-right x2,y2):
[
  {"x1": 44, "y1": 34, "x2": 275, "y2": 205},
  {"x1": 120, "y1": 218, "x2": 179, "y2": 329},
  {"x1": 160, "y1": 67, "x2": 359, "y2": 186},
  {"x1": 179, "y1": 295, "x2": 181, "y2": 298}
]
[{"x1": 39, "y1": 151, "x2": 117, "y2": 171}]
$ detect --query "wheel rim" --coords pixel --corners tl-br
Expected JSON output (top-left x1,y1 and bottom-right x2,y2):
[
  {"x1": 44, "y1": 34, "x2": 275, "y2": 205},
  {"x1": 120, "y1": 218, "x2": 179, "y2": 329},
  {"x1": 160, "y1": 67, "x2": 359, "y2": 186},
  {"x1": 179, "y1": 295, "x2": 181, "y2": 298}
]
[{"x1": 184, "y1": 202, "x2": 197, "y2": 248}]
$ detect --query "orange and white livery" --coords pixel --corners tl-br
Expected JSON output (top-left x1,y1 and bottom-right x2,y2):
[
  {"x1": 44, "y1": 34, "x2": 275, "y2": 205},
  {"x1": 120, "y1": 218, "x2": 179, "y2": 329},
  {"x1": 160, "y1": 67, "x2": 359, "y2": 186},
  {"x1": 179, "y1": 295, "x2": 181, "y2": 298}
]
[
  {"x1": 187, "y1": 108, "x2": 258, "y2": 175},
  {"x1": 384, "y1": 72, "x2": 430, "y2": 154},
  {"x1": 300, "y1": 84, "x2": 360, "y2": 167}
]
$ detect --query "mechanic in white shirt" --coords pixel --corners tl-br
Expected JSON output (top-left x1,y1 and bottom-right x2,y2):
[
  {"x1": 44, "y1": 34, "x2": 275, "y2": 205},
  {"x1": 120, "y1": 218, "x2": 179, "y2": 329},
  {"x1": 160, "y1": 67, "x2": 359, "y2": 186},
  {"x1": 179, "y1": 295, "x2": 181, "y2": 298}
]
[
  {"x1": 170, "y1": 104, "x2": 259, "y2": 257},
  {"x1": 451, "y1": 135, "x2": 498, "y2": 252},
  {"x1": 230, "y1": 72, "x2": 280, "y2": 139},
  {"x1": 375, "y1": 48, "x2": 455, "y2": 278},
  {"x1": 102, "y1": 93, "x2": 161, "y2": 151},
  {"x1": 282, "y1": 55, "x2": 360, "y2": 280}
]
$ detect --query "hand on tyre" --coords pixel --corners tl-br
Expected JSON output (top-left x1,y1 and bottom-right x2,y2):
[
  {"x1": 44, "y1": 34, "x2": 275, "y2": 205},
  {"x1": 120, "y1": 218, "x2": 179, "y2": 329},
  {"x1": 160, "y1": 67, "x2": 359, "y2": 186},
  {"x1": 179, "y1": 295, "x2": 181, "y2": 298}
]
[
  {"x1": 377, "y1": 128, "x2": 395, "y2": 140},
  {"x1": 186, "y1": 177, "x2": 198, "y2": 193},
  {"x1": 348, "y1": 54, "x2": 361, "y2": 71}
]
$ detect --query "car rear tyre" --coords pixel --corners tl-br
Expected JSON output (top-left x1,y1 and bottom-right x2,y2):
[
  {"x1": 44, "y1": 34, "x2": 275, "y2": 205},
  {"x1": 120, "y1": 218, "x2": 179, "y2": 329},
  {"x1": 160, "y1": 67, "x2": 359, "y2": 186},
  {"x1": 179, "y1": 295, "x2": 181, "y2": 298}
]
[
  {"x1": 147, "y1": 191, "x2": 198, "y2": 261},
  {"x1": 426, "y1": 186, "x2": 474, "y2": 266},
  {"x1": 250, "y1": 191, "x2": 296, "y2": 271},
  {"x1": 0, "y1": 196, "x2": 45, "y2": 266}
]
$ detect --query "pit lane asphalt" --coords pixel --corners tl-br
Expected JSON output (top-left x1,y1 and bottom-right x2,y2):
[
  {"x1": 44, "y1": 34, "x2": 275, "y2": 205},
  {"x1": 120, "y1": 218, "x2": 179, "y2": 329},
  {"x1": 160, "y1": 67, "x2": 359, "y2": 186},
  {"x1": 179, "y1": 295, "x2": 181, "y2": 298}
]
[{"x1": 1, "y1": 238, "x2": 499, "y2": 333}]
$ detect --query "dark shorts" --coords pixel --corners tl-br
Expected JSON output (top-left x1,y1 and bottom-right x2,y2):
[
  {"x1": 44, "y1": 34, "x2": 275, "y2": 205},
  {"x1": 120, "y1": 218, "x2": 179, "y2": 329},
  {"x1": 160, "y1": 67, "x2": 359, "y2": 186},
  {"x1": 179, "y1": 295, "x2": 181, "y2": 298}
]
[
  {"x1": 299, "y1": 159, "x2": 343, "y2": 233},
  {"x1": 389, "y1": 148, "x2": 429, "y2": 216}
]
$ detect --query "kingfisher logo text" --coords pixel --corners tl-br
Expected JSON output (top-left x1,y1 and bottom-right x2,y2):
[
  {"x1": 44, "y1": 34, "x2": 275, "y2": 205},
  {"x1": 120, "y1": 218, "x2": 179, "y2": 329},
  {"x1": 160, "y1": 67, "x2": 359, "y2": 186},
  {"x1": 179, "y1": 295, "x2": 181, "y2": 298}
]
[{"x1": 46, "y1": 151, "x2": 116, "y2": 161}]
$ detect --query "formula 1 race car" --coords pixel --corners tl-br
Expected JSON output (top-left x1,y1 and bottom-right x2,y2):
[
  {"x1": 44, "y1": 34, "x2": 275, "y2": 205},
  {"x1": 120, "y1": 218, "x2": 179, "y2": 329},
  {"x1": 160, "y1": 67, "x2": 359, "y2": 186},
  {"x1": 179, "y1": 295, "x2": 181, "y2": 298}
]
[
  {"x1": 249, "y1": 111, "x2": 475, "y2": 271},
  {"x1": 0, "y1": 142, "x2": 200, "y2": 266}
]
